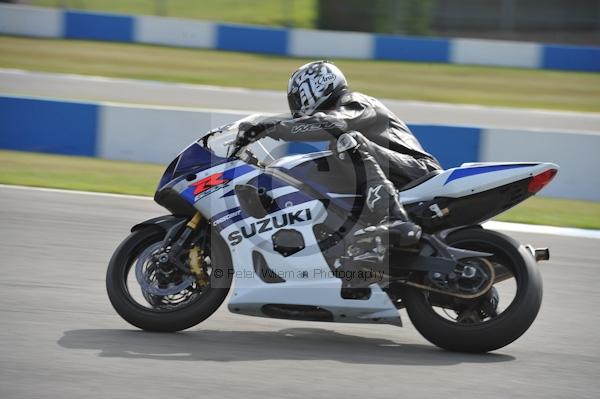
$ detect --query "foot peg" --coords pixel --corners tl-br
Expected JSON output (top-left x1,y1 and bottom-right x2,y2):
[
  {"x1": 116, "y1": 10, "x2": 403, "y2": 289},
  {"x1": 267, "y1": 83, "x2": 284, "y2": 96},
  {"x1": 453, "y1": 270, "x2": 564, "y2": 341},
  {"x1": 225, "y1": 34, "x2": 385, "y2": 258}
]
[
  {"x1": 346, "y1": 236, "x2": 387, "y2": 263},
  {"x1": 354, "y1": 220, "x2": 422, "y2": 248}
]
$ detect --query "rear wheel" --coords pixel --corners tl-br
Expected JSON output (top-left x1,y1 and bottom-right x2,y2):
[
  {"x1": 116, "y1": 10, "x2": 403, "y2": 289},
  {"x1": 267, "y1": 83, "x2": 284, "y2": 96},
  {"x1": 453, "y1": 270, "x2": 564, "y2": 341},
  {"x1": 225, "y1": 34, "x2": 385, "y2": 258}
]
[
  {"x1": 403, "y1": 228, "x2": 543, "y2": 353},
  {"x1": 106, "y1": 226, "x2": 232, "y2": 332}
]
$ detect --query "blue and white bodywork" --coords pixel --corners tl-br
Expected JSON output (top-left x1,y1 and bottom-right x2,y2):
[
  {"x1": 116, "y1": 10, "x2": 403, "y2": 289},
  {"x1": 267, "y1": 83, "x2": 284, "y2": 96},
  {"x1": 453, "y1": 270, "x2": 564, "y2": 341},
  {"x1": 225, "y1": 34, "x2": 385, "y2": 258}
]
[{"x1": 152, "y1": 118, "x2": 558, "y2": 326}]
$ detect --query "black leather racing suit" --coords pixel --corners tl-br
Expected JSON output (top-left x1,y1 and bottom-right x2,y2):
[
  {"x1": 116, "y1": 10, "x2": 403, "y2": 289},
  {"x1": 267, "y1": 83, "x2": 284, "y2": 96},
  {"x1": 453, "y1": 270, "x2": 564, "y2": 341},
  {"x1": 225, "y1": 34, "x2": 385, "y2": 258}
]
[{"x1": 259, "y1": 91, "x2": 442, "y2": 223}]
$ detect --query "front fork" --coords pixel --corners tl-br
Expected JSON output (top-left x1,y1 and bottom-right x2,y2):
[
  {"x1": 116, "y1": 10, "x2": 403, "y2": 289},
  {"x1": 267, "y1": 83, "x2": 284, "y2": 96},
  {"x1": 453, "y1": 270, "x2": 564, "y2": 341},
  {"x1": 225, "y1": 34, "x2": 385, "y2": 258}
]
[{"x1": 157, "y1": 212, "x2": 209, "y2": 285}]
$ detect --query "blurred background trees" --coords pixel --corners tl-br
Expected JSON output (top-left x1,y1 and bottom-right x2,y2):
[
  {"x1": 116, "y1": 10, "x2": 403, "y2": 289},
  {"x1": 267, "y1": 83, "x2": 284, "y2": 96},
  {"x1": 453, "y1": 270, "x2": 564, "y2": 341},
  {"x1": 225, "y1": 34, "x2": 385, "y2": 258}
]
[
  {"x1": 19, "y1": 0, "x2": 600, "y2": 44},
  {"x1": 316, "y1": 0, "x2": 433, "y2": 35}
]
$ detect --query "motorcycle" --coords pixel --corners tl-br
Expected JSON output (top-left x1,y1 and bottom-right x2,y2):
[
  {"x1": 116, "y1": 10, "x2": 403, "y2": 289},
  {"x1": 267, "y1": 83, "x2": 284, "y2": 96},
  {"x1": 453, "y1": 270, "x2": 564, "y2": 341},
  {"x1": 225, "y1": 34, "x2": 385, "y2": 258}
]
[{"x1": 106, "y1": 115, "x2": 558, "y2": 353}]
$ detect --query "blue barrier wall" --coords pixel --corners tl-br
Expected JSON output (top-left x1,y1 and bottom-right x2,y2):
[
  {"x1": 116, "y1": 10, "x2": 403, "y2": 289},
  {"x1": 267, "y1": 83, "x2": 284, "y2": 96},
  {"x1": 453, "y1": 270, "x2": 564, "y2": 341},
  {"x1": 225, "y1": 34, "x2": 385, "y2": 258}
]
[
  {"x1": 217, "y1": 24, "x2": 288, "y2": 55},
  {"x1": 542, "y1": 45, "x2": 600, "y2": 72},
  {"x1": 1, "y1": 4, "x2": 599, "y2": 72},
  {"x1": 0, "y1": 95, "x2": 479, "y2": 168},
  {"x1": 1, "y1": 95, "x2": 598, "y2": 200},
  {"x1": 0, "y1": 96, "x2": 98, "y2": 156},
  {"x1": 0, "y1": 95, "x2": 477, "y2": 169},
  {"x1": 409, "y1": 125, "x2": 480, "y2": 168},
  {"x1": 374, "y1": 35, "x2": 451, "y2": 63},
  {"x1": 65, "y1": 11, "x2": 134, "y2": 42}
]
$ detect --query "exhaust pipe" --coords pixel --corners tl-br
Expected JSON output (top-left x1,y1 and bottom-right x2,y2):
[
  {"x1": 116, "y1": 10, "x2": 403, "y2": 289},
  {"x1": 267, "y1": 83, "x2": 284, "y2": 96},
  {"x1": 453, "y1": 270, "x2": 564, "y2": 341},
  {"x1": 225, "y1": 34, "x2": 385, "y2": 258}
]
[
  {"x1": 525, "y1": 245, "x2": 550, "y2": 262},
  {"x1": 535, "y1": 248, "x2": 550, "y2": 262}
]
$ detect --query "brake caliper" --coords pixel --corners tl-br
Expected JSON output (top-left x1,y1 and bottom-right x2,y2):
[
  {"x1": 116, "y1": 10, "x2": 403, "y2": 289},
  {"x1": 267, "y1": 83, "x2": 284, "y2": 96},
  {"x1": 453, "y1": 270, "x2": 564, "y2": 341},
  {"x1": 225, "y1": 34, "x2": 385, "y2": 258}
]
[{"x1": 188, "y1": 247, "x2": 209, "y2": 287}]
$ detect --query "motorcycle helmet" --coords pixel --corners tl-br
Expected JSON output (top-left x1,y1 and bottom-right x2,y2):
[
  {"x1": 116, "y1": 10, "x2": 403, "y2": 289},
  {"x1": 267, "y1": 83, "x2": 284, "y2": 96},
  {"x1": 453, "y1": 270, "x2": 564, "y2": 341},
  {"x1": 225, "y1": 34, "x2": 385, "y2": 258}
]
[{"x1": 287, "y1": 60, "x2": 348, "y2": 117}]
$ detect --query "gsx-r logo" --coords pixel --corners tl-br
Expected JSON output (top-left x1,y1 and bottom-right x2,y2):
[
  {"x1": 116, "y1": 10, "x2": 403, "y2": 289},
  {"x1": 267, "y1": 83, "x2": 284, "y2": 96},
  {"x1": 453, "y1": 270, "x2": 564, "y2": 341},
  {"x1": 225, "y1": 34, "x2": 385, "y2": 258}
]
[{"x1": 189, "y1": 172, "x2": 230, "y2": 201}]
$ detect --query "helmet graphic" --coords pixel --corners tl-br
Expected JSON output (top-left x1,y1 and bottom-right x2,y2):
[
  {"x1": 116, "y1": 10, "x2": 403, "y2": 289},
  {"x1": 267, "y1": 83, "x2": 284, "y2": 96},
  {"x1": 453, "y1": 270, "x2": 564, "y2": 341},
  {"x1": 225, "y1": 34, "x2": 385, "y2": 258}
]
[{"x1": 287, "y1": 60, "x2": 348, "y2": 117}]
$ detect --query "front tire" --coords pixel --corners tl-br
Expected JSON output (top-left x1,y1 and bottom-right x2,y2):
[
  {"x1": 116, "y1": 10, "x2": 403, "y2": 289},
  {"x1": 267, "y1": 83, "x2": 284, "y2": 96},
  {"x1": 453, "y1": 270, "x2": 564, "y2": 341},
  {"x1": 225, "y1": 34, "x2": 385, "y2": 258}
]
[
  {"x1": 106, "y1": 226, "x2": 232, "y2": 332},
  {"x1": 403, "y1": 228, "x2": 543, "y2": 353}
]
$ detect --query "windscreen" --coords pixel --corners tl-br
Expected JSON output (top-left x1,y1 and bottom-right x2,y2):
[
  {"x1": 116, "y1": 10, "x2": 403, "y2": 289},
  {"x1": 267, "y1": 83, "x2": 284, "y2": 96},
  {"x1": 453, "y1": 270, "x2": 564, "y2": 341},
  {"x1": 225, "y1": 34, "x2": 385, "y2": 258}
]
[{"x1": 203, "y1": 113, "x2": 291, "y2": 166}]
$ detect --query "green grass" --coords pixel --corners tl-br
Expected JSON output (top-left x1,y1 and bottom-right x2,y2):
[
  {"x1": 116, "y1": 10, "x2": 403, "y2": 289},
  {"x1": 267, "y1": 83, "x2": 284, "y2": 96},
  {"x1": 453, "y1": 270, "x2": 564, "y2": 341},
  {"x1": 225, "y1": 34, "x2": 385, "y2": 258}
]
[
  {"x1": 2, "y1": 36, "x2": 600, "y2": 112},
  {"x1": 29, "y1": 0, "x2": 317, "y2": 28},
  {"x1": 0, "y1": 150, "x2": 164, "y2": 196},
  {"x1": 494, "y1": 197, "x2": 600, "y2": 230},
  {"x1": 1, "y1": 150, "x2": 599, "y2": 229}
]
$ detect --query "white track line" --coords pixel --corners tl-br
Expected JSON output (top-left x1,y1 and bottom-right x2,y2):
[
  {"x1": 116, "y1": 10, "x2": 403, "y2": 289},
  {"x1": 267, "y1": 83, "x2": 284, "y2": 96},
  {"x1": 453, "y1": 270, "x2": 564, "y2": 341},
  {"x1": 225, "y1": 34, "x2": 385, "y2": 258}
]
[
  {"x1": 1, "y1": 184, "x2": 598, "y2": 239},
  {"x1": 483, "y1": 221, "x2": 600, "y2": 240},
  {"x1": 0, "y1": 184, "x2": 152, "y2": 201}
]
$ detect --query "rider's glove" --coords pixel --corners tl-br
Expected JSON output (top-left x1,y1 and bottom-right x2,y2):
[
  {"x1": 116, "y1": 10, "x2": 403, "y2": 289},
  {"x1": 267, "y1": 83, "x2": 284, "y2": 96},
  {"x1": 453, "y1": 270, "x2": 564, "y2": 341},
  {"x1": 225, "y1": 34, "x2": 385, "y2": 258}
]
[{"x1": 235, "y1": 121, "x2": 276, "y2": 147}]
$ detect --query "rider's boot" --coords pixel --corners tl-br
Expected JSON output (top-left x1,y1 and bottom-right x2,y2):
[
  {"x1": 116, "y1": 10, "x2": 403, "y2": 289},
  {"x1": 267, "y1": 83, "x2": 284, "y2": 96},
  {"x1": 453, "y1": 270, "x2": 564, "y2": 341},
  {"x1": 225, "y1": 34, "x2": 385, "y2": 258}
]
[
  {"x1": 354, "y1": 200, "x2": 422, "y2": 248},
  {"x1": 336, "y1": 132, "x2": 422, "y2": 248}
]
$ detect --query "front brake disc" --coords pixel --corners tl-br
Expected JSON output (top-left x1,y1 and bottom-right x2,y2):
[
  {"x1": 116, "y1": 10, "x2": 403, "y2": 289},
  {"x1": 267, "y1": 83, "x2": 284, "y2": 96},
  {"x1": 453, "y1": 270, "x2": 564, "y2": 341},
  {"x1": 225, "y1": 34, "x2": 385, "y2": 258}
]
[{"x1": 135, "y1": 242, "x2": 195, "y2": 296}]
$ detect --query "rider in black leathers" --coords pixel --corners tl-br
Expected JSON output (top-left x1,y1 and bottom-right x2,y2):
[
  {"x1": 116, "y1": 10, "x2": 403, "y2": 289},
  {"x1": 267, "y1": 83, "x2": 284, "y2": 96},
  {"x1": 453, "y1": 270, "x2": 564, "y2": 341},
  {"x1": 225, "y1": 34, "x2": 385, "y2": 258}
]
[{"x1": 237, "y1": 60, "x2": 441, "y2": 247}]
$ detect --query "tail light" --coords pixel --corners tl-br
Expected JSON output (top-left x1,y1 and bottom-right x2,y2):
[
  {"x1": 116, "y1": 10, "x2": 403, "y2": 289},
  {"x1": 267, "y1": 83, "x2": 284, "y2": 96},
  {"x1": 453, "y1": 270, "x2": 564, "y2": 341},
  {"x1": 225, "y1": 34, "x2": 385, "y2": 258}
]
[{"x1": 528, "y1": 169, "x2": 558, "y2": 193}]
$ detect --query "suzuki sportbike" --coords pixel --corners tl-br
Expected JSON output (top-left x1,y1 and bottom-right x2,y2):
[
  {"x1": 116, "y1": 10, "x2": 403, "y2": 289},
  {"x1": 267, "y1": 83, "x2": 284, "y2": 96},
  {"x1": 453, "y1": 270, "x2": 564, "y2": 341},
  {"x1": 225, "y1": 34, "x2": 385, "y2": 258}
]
[{"x1": 106, "y1": 115, "x2": 558, "y2": 353}]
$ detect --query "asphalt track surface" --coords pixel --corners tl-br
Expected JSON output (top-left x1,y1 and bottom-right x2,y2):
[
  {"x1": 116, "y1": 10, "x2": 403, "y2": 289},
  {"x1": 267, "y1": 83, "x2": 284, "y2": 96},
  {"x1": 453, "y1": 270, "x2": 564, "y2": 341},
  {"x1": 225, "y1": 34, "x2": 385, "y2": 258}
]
[
  {"x1": 1, "y1": 185, "x2": 599, "y2": 399},
  {"x1": 2, "y1": 68, "x2": 600, "y2": 133}
]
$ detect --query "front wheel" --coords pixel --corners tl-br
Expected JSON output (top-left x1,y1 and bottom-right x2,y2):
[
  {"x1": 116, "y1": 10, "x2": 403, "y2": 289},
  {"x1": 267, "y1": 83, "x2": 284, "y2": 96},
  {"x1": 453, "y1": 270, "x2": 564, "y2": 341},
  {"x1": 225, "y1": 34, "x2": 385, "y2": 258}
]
[
  {"x1": 403, "y1": 228, "x2": 543, "y2": 353},
  {"x1": 106, "y1": 225, "x2": 232, "y2": 332}
]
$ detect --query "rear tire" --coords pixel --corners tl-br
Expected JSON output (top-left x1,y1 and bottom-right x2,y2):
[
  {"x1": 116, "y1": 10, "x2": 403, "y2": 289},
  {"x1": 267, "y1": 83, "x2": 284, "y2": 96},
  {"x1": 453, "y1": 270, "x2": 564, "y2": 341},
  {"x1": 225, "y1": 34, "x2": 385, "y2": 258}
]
[
  {"x1": 106, "y1": 226, "x2": 232, "y2": 332},
  {"x1": 403, "y1": 228, "x2": 543, "y2": 353}
]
